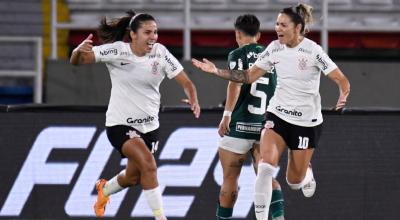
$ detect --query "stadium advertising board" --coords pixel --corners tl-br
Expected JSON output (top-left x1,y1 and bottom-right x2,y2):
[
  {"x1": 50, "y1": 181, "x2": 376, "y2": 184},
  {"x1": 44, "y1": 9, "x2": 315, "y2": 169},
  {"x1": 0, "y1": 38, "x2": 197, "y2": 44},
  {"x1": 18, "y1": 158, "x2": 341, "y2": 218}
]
[{"x1": 0, "y1": 109, "x2": 399, "y2": 220}]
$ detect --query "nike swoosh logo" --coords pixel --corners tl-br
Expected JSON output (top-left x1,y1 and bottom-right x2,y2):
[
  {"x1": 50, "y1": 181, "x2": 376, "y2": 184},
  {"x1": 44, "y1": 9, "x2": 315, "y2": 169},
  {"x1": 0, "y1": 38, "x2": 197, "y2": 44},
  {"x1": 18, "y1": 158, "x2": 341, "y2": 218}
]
[
  {"x1": 255, "y1": 211, "x2": 264, "y2": 213},
  {"x1": 120, "y1": 62, "x2": 130, "y2": 66}
]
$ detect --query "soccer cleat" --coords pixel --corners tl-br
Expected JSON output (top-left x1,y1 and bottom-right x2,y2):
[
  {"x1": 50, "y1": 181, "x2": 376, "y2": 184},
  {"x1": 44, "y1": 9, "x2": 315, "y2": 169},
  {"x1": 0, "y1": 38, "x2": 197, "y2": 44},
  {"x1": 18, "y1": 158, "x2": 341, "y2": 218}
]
[
  {"x1": 301, "y1": 177, "x2": 316, "y2": 198},
  {"x1": 301, "y1": 164, "x2": 316, "y2": 198},
  {"x1": 94, "y1": 179, "x2": 110, "y2": 217}
]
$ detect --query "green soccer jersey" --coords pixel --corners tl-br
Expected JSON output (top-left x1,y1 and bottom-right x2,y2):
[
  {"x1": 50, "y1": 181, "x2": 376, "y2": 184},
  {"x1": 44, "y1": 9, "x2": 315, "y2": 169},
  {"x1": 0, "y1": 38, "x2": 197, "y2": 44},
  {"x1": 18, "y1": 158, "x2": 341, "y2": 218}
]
[{"x1": 226, "y1": 43, "x2": 277, "y2": 140}]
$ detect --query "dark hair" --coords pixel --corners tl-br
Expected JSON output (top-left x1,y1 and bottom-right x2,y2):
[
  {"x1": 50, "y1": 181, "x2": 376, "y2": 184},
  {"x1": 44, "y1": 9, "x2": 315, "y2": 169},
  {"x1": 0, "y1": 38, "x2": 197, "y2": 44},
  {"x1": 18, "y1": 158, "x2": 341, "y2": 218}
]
[
  {"x1": 234, "y1": 14, "x2": 260, "y2": 37},
  {"x1": 98, "y1": 10, "x2": 156, "y2": 43},
  {"x1": 281, "y1": 3, "x2": 313, "y2": 35}
]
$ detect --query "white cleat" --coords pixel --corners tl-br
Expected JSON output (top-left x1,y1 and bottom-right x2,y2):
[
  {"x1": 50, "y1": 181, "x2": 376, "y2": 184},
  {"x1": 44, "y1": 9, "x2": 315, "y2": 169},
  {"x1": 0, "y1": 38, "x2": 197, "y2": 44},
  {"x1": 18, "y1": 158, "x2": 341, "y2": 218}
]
[{"x1": 301, "y1": 177, "x2": 316, "y2": 198}]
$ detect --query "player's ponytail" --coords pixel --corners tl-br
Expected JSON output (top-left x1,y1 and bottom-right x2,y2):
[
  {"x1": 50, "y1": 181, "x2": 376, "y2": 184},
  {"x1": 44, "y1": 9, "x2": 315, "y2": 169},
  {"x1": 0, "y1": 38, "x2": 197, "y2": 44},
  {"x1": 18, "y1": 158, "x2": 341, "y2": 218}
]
[
  {"x1": 296, "y1": 3, "x2": 313, "y2": 34},
  {"x1": 97, "y1": 10, "x2": 155, "y2": 43},
  {"x1": 98, "y1": 10, "x2": 134, "y2": 43},
  {"x1": 281, "y1": 3, "x2": 313, "y2": 35}
]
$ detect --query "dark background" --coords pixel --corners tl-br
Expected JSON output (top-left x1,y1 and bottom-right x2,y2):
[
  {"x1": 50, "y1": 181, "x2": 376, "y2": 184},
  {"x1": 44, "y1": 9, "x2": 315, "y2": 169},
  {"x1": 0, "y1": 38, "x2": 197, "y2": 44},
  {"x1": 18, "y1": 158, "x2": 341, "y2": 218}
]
[{"x1": 0, "y1": 107, "x2": 399, "y2": 220}]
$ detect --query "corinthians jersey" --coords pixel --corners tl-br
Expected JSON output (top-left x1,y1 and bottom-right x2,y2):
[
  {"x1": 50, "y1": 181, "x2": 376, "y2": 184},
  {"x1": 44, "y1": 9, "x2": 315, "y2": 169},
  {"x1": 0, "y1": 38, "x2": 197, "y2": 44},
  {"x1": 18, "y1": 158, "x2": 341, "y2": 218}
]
[
  {"x1": 255, "y1": 38, "x2": 337, "y2": 127},
  {"x1": 226, "y1": 43, "x2": 277, "y2": 140},
  {"x1": 92, "y1": 42, "x2": 183, "y2": 133}
]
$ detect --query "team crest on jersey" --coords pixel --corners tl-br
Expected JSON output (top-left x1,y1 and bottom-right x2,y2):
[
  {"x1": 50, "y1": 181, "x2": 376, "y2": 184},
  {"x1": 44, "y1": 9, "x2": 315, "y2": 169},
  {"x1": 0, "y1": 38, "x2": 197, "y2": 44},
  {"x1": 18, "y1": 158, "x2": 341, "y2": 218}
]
[
  {"x1": 264, "y1": 120, "x2": 275, "y2": 129},
  {"x1": 229, "y1": 61, "x2": 236, "y2": 69},
  {"x1": 151, "y1": 61, "x2": 159, "y2": 75},
  {"x1": 298, "y1": 58, "x2": 308, "y2": 70}
]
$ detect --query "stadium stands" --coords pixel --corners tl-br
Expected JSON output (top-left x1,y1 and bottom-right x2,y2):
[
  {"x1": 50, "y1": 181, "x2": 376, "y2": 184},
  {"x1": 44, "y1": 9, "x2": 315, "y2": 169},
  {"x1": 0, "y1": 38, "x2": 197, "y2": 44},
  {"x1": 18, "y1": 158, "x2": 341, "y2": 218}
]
[
  {"x1": 0, "y1": 0, "x2": 42, "y2": 103},
  {"x1": 1, "y1": 0, "x2": 400, "y2": 104}
]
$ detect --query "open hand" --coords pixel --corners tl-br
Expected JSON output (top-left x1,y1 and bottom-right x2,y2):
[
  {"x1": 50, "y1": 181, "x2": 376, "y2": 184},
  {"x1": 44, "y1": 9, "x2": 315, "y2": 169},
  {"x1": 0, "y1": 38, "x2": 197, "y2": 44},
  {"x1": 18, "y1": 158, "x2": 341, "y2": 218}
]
[{"x1": 191, "y1": 58, "x2": 218, "y2": 74}]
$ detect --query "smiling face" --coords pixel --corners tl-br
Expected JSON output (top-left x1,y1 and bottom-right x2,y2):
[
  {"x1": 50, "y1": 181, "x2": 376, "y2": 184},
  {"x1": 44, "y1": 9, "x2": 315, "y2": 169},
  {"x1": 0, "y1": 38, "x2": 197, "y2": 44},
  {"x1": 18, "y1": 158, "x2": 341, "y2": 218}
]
[
  {"x1": 275, "y1": 13, "x2": 302, "y2": 48},
  {"x1": 130, "y1": 20, "x2": 158, "y2": 56}
]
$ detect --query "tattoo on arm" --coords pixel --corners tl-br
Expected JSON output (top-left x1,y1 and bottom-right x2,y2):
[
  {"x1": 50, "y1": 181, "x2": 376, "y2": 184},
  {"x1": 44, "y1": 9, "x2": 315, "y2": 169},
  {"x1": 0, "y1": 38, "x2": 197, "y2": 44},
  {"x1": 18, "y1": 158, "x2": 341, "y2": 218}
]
[{"x1": 217, "y1": 69, "x2": 250, "y2": 83}]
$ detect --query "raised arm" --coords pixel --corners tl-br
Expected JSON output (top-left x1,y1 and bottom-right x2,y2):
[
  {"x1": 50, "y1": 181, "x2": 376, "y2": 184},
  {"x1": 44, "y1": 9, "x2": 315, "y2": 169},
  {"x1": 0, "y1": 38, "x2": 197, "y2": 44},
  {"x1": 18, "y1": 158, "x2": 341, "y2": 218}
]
[
  {"x1": 327, "y1": 68, "x2": 350, "y2": 110},
  {"x1": 174, "y1": 71, "x2": 201, "y2": 118},
  {"x1": 192, "y1": 58, "x2": 268, "y2": 84},
  {"x1": 70, "y1": 34, "x2": 96, "y2": 65}
]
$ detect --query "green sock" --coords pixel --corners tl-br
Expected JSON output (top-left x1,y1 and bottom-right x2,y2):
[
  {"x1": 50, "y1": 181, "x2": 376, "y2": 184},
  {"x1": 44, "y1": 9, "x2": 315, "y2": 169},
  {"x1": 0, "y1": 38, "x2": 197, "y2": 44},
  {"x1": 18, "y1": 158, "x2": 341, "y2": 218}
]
[
  {"x1": 270, "y1": 189, "x2": 284, "y2": 219},
  {"x1": 216, "y1": 202, "x2": 233, "y2": 220}
]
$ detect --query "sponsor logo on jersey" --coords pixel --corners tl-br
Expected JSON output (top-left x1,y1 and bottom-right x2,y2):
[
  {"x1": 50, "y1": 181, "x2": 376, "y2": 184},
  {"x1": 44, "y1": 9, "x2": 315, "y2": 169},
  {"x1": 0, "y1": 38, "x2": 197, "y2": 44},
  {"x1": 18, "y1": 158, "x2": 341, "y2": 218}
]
[
  {"x1": 120, "y1": 62, "x2": 130, "y2": 66},
  {"x1": 316, "y1": 54, "x2": 328, "y2": 70},
  {"x1": 298, "y1": 58, "x2": 308, "y2": 70},
  {"x1": 100, "y1": 48, "x2": 118, "y2": 56},
  {"x1": 164, "y1": 56, "x2": 177, "y2": 72},
  {"x1": 298, "y1": 47, "x2": 312, "y2": 54},
  {"x1": 229, "y1": 61, "x2": 236, "y2": 70},
  {"x1": 120, "y1": 51, "x2": 130, "y2": 56},
  {"x1": 149, "y1": 54, "x2": 161, "y2": 59},
  {"x1": 271, "y1": 46, "x2": 284, "y2": 54},
  {"x1": 275, "y1": 106, "x2": 303, "y2": 117},
  {"x1": 260, "y1": 51, "x2": 269, "y2": 59},
  {"x1": 235, "y1": 122, "x2": 262, "y2": 134},
  {"x1": 246, "y1": 51, "x2": 259, "y2": 59},
  {"x1": 126, "y1": 116, "x2": 155, "y2": 124}
]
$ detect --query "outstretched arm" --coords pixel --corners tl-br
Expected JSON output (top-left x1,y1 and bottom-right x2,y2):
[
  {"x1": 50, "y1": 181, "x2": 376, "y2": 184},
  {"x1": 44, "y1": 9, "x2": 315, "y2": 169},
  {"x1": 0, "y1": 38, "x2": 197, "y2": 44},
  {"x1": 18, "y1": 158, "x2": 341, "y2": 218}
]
[
  {"x1": 192, "y1": 58, "x2": 267, "y2": 84},
  {"x1": 70, "y1": 34, "x2": 96, "y2": 65},
  {"x1": 174, "y1": 71, "x2": 201, "y2": 118},
  {"x1": 327, "y1": 68, "x2": 350, "y2": 110}
]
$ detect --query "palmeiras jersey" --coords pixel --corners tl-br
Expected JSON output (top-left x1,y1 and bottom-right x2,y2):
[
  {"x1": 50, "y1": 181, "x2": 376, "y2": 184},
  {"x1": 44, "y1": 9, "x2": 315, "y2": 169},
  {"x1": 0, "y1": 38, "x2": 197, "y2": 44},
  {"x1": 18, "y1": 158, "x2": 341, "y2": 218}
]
[
  {"x1": 92, "y1": 42, "x2": 183, "y2": 133},
  {"x1": 255, "y1": 38, "x2": 337, "y2": 127},
  {"x1": 226, "y1": 43, "x2": 277, "y2": 140}
]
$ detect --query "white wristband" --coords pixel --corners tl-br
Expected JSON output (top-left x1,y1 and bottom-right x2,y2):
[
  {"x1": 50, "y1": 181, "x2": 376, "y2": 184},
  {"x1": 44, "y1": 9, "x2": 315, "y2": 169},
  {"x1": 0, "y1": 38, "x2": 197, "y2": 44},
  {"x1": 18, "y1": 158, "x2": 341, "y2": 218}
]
[{"x1": 223, "y1": 110, "x2": 232, "y2": 117}]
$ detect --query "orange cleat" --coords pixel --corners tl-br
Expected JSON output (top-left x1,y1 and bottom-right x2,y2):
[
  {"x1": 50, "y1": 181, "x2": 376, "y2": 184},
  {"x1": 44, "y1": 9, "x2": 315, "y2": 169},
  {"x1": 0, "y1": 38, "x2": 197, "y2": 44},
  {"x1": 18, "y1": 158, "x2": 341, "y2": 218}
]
[{"x1": 94, "y1": 179, "x2": 109, "y2": 217}]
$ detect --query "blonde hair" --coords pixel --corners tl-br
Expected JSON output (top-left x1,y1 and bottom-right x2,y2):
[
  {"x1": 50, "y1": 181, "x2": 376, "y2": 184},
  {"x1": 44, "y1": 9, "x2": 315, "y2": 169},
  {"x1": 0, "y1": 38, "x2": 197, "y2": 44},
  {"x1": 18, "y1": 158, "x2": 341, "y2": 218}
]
[
  {"x1": 297, "y1": 3, "x2": 313, "y2": 34},
  {"x1": 281, "y1": 3, "x2": 313, "y2": 35}
]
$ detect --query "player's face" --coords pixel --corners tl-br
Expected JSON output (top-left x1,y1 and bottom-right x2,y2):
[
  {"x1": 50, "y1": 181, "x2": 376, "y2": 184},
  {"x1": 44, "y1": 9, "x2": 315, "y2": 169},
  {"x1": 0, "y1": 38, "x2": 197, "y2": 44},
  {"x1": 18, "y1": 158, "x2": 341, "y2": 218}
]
[
  {"x1": 275, "y1": 13, "x2": 300, "y2": 47},
  {"x1": 132, "y1": 20, "x2": 158, "y2": 54}
]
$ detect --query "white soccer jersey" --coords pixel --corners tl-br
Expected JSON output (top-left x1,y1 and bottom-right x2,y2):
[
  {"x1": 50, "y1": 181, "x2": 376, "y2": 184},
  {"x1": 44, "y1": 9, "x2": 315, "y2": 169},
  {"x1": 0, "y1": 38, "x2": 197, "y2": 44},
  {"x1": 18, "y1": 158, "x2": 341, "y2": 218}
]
[
  {"x1": 255, "y1": 38, "x2": 337, "y2": 127},
  {"x1": 92, "y1": 42, "x2": 183, "y2": 133}
]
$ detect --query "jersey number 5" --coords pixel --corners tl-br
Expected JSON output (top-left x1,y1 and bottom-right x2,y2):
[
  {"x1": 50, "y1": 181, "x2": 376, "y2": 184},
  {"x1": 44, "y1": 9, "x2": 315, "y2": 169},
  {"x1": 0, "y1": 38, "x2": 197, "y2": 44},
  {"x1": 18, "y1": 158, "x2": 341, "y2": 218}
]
[{"x1": 248, "y1": 77, "x2": 269, "y2": 115}]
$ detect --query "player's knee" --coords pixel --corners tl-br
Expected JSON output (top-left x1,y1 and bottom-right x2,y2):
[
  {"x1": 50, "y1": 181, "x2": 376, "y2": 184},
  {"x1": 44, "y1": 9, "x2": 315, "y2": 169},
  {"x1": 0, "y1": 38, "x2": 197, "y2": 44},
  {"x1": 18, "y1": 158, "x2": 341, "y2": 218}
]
[
  {"x1": 258, "y1": 162, "x2": 277, "y2": 177},
  {"x1": 126, "y1": 174, "x2": 140, "y2": 186},
  {"x1": 141, "y1": 162, "x2": 157, "y2": 175}
]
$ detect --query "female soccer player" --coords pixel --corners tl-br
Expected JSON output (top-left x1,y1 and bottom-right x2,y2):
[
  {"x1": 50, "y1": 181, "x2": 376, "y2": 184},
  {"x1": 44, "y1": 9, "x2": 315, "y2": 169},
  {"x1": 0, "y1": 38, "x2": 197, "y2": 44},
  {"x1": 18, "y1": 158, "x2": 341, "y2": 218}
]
[
  {"x1": 192, "y1": 4, "x2": 350, "y2": 220},
  {"x1": 216, "y1": 14, "x2": 284, "y2": 220},
  {"x1": 71, "y1": 10, "x2": 200, "y2": 220}
]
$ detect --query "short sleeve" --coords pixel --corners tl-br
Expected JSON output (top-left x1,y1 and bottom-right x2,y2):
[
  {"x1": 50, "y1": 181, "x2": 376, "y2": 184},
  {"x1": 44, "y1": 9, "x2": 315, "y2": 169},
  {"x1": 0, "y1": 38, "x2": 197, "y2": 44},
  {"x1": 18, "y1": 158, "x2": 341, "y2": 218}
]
[
  {"x1": 227, "y1": 50, "x2": 243, "y2": 70},
  {"x1": 92, "y1": 42, "x2": 122, "y2": 63},
  {"x1": 254, "y1": 43, "x2": 273, "y2": 71},
  {"x1": 314, "y1": 45, "x2": 337, "y2": 75},
  {"x1": 160, "y1": 45, "x2": 184, "y2": 79}
]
